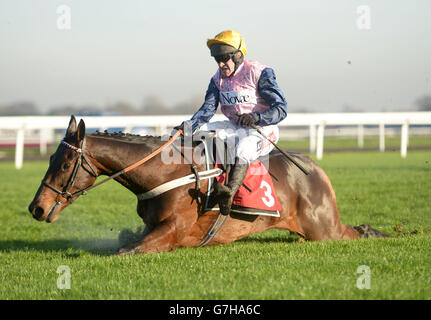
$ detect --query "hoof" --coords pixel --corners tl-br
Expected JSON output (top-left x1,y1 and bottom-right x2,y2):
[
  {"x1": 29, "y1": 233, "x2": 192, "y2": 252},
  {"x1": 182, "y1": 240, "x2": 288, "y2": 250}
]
[
  {"x1": 116, "y1": 246, "x2": 138, "y2": 255},
  {"x1": 353, "y1": 224, "x2": 389, "y2": 238}
]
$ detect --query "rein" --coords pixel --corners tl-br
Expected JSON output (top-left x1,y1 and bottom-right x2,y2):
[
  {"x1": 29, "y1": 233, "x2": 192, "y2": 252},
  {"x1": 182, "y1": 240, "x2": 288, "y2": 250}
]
[{"x1": 42, "y1": 130, "x2": 183, "y2": 204}]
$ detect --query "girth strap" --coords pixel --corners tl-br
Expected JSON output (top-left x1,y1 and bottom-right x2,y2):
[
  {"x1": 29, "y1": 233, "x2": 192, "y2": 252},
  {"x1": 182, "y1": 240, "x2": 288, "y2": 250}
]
[
  {"x1": 196, "y1": 213, "x2": 227, "y2": 247},
  {"x1": 137, "y1": 168, "x2": 223, "y2": 201}
]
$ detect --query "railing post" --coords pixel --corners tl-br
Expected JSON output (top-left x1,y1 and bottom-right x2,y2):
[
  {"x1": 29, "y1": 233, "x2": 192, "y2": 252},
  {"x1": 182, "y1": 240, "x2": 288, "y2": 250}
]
[
  {"x1": 316, "y1": 122, "x2": 325, "y2": 160},
  {"x1": 401, "y1": 120, "x2": 409, "y2": 158},
  {"x1": 157, "y1": 124, "x2": 167, "y2": 136},
  {"x1": 123, "y1": 125, "x2": 134, "y2": 133},
  {"x1": 39, "y1": 128, "x2": 50, "y2": 155},
  {"x1": 309, "y1": 124, "x2": 316, "y2": 153},
  {"x1": 379, "y1": 123, "x2": 385, "y2": 152},
  {"x1": 15, "y1": 126, "x2": 25, "y2": 169},
  {"x1": 357, "y1": 125, "x2": 364, "y2": 149}
]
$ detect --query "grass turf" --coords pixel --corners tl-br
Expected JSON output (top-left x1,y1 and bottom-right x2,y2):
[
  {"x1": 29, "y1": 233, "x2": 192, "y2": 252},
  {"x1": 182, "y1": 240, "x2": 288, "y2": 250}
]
[{"x1": 0, "y1": 149, "x2": 430, "y2": 299}]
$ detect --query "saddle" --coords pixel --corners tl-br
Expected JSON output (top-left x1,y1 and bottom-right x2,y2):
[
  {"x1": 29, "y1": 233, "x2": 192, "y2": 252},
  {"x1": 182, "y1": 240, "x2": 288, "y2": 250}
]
[{"x1": 195, "y1": 132, "x2": 282, "y2": 217}]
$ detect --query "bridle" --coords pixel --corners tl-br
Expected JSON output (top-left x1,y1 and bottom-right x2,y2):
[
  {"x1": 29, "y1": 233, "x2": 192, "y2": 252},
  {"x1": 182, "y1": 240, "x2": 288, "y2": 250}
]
[
  {"x1": 42, "y1": 138, "x2": 98, "y2": 209},
  {"x1": 41, "y1": 130, "x2": 183, "y2": 211}
]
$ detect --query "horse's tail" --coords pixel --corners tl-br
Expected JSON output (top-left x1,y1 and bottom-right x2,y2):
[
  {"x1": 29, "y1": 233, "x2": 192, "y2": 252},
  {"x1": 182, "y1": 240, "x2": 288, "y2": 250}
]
[{"x1": 351, "y1": 224, "x2": 390, "y2": 238}]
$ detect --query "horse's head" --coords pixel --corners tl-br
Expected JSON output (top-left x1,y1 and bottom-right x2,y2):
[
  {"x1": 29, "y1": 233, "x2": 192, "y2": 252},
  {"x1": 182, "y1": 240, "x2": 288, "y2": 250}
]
[{"x1": 28, "y1": 116, "x2": 98, "y2": 223}]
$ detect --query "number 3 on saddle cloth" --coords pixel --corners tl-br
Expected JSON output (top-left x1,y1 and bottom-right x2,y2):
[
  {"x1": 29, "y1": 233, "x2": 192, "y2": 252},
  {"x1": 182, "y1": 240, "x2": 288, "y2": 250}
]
[{"x1": 214, "y1": 161, "x2": 282, "y2": 217}]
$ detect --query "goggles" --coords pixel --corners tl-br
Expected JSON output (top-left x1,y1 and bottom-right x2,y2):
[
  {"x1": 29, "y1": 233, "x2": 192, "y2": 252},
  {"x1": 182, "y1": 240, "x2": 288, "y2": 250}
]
[{"x1": 214, "y1": 53, "x2": 234, "y2": 64}]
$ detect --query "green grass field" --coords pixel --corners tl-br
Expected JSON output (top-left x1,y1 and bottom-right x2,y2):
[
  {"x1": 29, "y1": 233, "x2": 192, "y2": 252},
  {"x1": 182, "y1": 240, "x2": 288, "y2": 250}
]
[
  {"x1": 0, "y1": 148, "x2": 430, "y2": 299},
  {"x1": 277, "y1": 135, "x2": 431, "y2": 152}
]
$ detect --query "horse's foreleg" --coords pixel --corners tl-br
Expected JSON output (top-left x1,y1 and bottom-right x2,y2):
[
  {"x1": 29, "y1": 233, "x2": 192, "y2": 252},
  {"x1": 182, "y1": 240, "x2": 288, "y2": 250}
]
[{"x1": 117, "y1": 219, "x2": 178, "y2": 255}]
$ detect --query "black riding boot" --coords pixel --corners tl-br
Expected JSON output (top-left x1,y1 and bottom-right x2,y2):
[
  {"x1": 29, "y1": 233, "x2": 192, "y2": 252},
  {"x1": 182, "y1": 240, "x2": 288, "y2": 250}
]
[{"x1": 214, "y1": 160, "x2": 249, "y2": 216}]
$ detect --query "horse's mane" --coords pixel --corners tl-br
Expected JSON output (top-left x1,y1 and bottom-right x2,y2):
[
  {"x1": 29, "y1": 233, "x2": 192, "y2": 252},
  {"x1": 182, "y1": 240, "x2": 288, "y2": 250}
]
[
  {"x1": 89, "y1": 131, "x2": 163, "y2": 146},
  {"x1": 88, "y1": 130, "x2": 202, "y2": 148}
]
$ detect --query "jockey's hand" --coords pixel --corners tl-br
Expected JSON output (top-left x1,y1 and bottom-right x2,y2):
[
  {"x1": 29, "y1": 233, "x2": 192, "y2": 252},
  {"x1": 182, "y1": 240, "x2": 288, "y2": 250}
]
[
  {"x1": 172, "y1": 122, "x2": 193, "y2": 136},
  {"x1": 171, "y1": 122, "x2": 184, "y2": 136},
  {"x1": 237, "y1": 113, "x2": 259, "y2": 128},
  {"x1": 173, "y1": 122, "x2": 184, "y2": 132}
]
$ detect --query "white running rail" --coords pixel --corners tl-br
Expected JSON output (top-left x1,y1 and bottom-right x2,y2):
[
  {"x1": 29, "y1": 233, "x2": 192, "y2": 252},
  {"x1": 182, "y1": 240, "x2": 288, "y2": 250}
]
[{"x1": 1, "y1": 112, "x2": 430, "y2": 169}]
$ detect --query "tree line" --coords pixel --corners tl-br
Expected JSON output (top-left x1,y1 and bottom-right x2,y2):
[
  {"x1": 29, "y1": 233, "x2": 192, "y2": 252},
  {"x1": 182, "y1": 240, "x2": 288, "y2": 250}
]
[
  {"x1": 0, "y1": 95, "x2": 205, "y2": 116},
  {"x1": 1, "y1": 94, "x2": 430, "y2": 116}
]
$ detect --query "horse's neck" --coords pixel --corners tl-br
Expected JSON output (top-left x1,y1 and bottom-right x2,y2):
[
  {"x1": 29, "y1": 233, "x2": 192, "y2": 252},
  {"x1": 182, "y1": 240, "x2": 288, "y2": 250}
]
[{"x1": 86, "y1": 135, "x2": 162, "y2": 193}]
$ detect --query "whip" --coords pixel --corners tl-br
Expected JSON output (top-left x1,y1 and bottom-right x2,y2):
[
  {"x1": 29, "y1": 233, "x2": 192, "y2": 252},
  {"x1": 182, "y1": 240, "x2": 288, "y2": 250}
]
[{"x1": 251, "y1": 124, "x2": 310, "y2": 175}]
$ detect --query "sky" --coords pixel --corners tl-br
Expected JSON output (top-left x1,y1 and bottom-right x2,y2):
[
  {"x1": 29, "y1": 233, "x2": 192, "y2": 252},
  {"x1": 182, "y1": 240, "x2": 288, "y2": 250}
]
[{"x1": 0, "y1": 0, "x2": 430, "y2": 113}]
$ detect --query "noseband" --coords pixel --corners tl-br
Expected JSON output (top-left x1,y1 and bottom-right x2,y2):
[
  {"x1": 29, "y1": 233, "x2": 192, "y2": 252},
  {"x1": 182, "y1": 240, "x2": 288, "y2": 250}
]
[{"x1": 42, "y1": 138, "x2": 98, "y2": 208}]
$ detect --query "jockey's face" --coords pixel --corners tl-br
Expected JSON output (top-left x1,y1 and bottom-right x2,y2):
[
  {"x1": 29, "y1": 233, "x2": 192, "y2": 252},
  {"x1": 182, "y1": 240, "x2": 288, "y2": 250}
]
[
  {"x1": 218, "y1": 58, "x2": 235, "y2": 78},
  {"x1": 216, "y1": 51, "x2": 241, "y2": 78}
]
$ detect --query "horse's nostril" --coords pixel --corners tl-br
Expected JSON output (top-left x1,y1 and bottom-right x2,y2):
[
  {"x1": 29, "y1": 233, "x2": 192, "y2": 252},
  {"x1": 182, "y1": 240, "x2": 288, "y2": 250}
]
[{"x1": 34, "y1": 207, "x2": 44, "y2": 219}]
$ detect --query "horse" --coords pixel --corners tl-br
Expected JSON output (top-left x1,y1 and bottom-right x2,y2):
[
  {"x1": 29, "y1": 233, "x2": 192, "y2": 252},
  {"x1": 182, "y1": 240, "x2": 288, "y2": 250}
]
[{"x1": 28, "y1": 116, "x2": 387, "y2": 255}]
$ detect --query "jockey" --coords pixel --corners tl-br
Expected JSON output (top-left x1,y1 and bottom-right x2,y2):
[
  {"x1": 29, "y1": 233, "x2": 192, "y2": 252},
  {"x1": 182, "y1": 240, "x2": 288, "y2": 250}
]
[{"x1": 175, "y1": 30, "x2": 287, "y2": 216}]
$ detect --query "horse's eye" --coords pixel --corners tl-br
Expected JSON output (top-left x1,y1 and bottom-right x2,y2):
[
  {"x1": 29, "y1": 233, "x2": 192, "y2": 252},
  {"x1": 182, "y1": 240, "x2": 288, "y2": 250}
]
[{"x1": 62, "y1": 163, "x2": 71, "y2": 171}]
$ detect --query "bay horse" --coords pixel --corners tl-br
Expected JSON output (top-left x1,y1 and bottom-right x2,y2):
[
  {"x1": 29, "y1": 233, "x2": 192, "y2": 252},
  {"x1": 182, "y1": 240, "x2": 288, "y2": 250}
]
[{"x1": 28, "y1": 116, "x2": 387, "y2": 255}]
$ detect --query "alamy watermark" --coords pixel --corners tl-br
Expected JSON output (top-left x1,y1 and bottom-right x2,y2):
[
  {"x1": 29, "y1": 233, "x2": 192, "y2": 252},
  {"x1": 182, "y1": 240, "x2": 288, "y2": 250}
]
[
  {"x1": 356, "y1": 5, "x2": 371, "y2": 30},
  {"x1": 57, "y1": 265, "x2": 71, "y2": 289},
  {"x1": 56, "y1": 5, "x2": 71, "y2": 30},
  {"x1": 356, "y1": 265, "x2": 371, "y2": 290}
]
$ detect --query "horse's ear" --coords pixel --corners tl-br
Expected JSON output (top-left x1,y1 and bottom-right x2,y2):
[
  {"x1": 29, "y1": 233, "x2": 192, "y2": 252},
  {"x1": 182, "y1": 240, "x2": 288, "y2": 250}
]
[
  {"x1": 66, "y1": 115, "x2": 77, "y2": 137},
  {"x1": 77, "y1": 119, "x2": 86, "y2": 144}
]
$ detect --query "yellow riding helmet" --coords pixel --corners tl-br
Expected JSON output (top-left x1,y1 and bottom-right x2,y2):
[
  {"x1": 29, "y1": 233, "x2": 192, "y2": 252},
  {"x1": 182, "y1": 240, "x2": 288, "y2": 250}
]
[{"x1": 206, "y1": 30, "x2": 248, "y2": 56}]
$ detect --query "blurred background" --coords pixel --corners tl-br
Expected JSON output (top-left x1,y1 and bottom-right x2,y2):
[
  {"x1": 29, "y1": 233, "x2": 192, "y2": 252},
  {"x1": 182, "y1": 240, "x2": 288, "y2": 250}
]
[{"x1": 0, "y1": 0, "x2": 430, "y2": 163}]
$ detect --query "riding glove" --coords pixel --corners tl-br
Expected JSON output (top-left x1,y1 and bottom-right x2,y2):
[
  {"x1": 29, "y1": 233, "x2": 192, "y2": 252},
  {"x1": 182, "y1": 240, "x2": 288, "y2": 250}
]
[
  {"x1": 237, "y1": 113, "x2": 259, "y2": 128},
  {"x1": 172, "y1": 121, "x2": 194, "y2": 136}
]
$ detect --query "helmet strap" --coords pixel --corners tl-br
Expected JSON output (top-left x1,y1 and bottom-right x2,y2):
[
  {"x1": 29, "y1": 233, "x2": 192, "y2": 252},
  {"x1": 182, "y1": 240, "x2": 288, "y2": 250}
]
[{"x1": 230, "y1": 51, "x2": 244, "y2": 77}]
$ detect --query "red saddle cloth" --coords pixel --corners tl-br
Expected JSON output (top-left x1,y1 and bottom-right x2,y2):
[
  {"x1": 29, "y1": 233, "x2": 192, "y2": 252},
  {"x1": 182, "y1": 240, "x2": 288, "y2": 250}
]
[{"x1": 215, "y1": 160, "x2": 281, "y2": 212}]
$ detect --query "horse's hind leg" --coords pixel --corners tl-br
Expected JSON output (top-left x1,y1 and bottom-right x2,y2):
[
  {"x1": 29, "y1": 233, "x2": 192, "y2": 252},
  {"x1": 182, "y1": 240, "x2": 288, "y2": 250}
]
[
  {"x1": 289, "y1": 164, "x2": 361, "y2": 241},
  {"x1": 299, "y1": 205, "x2": 387, "y2": 240},
  {"x1": 299, "y1": 204, "x2": 360, "y2": 241},
  {"x1": 339, "y1": 224, "x2": 361, "y2": 239},
  {"x1": 294, "y1": 186, "x2": 360, "y2": 241}
]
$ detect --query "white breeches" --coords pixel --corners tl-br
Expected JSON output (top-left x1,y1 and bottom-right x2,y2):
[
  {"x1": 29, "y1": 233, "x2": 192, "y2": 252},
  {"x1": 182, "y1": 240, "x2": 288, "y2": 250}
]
[{"x1": 198, "y1": 120, "x2": 279, "y2": 164}]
